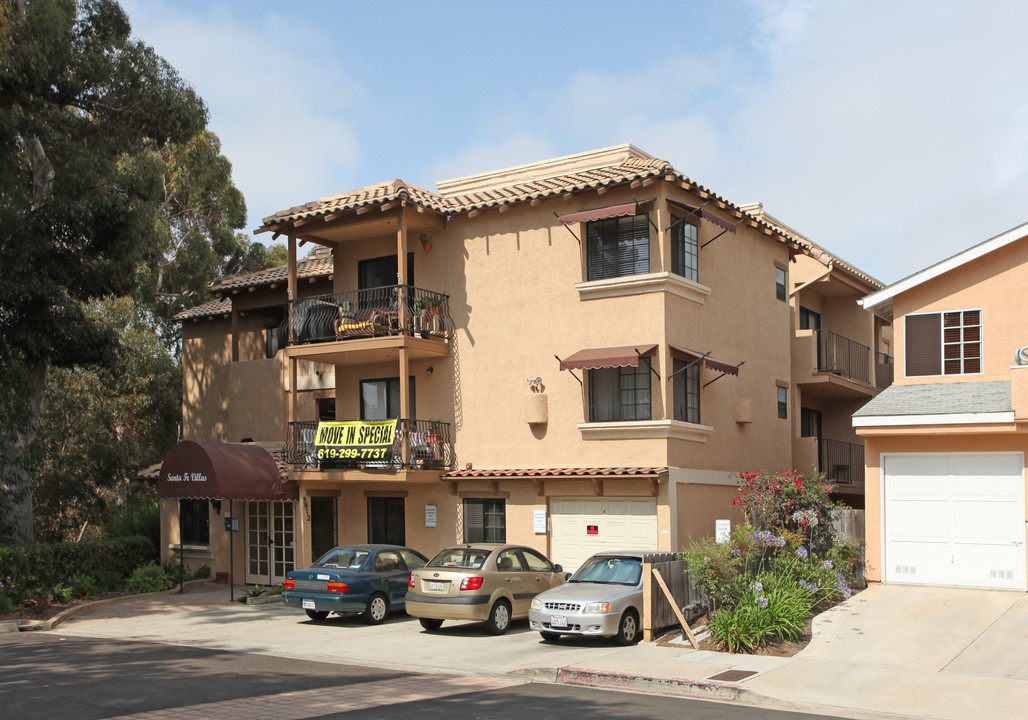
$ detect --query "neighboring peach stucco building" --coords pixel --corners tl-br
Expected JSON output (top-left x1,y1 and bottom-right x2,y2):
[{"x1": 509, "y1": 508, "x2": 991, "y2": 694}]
[
  {"x1": 856, "y1": 221, "x2": 1028, "y2": 591},
  {"x1": 152, "y1": 145, "x2": 889, "y2": 586}
]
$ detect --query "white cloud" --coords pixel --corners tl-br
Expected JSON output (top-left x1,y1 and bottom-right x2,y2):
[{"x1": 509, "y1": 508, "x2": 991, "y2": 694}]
[{"x1": 121, "y1": 0, "x2": 361, "y2": 232}]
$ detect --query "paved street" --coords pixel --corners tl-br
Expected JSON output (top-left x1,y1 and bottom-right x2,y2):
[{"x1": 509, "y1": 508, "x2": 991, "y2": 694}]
[
  {"x1": 0, "y1": 634, "x2": 842, "y2": 720},
  {"x1": 6, "y1": 581, "x2": 1027, "y2": 720}
]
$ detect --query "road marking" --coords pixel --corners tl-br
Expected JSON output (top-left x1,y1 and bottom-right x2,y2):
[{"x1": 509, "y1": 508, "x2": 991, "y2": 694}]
[
  {"x1": 0, "y1": 680, "x2": 29, "y2": 686},
  {"x1": 101, "y1": 674, "x2": 519, "y2": 719}
]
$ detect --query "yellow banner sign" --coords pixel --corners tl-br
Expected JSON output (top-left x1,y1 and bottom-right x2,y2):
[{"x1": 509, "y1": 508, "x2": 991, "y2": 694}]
[{"x1": 315, "y1": 420, "x2": 397, "y2": 462}]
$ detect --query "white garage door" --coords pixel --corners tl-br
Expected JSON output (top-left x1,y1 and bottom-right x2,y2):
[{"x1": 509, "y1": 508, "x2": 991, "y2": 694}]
[
  {"x1": 550, "y1": 497, "x2": 657, "y2": 573},
  {"x1": 883, "y1": 453, "x2": 1026, "y2": 590}
]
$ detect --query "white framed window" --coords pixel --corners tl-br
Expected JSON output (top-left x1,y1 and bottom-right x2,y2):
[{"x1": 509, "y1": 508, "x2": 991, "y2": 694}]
[{"x1": 905, "y1": 309, "x2": 982, "y2": 377}]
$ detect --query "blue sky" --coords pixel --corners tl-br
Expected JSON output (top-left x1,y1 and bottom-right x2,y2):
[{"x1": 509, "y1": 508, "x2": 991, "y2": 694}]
[{"x1": 120, "y1": 0, "x2": 1028, "y2": 284}]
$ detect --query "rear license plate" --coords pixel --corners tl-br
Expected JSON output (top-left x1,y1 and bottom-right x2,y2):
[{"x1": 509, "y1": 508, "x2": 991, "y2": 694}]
[
  {"x1": 302, "y1": 599, "x2": 315, "y2": 610},
  {"x1": 427, "y1": 581, "x2": 445, "y2": 592},
  {"x1": 550, "y1": 615, "x2": 568, "y2": 628}
]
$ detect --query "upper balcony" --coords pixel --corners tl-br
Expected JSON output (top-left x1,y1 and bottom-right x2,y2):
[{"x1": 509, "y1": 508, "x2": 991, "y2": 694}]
[
  {"x1": 286, "y1": 418, "x2": 455, "y2": 474},
  {"x1": 282, "y1": 284, "x2": 453, "y2": 366},
  {"x1": 794, "y1": 328, "x2": 892, "y2": 399}
]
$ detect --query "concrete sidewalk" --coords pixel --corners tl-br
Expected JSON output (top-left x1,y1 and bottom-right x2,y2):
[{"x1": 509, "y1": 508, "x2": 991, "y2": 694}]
[{"x1": 49, "y1": 582, "x2": 1028, "y2": 720}]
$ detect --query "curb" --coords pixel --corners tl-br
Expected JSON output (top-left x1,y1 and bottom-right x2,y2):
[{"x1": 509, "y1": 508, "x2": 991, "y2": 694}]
[
  {"x1": 39, "y1": 579, "x2": 213, "y2": 631},
  {"x1": 556, "y1": 666, "x2": 743, "y2": 702}
]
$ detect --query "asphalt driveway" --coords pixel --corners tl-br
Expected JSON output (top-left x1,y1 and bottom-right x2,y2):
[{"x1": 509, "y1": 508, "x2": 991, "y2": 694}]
[{"x1": 51, "y1": 581, "x2": 1028, "y2": 720}]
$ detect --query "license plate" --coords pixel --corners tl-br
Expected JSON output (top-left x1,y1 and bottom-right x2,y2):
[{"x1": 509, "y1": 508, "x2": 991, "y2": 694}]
[
  {"x1": 302, "y1": 599, "x2": 315, "y2": 610},
  {"x1": 550, "y1": 615, "x2": 568, "y2": 628},
  {"x1": 427, "y1": 581, "x2": 445, "y2": 592}
]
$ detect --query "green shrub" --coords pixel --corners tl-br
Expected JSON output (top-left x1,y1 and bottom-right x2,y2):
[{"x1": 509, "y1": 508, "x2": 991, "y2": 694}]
[
  {"x1": 53, "y1": 583, "x2": 74, "y2": 604},
  {"x1": 68, "y1": 573, "x2": 97, "y2": 600},
  {"x1": 124, "y1": 563, "x2": 173, "y2": 595},
  {"x1": 0, "y1": 536, "x2": 150, "y2": 604},
  {"x1": 190, "y1": 565, "x2": 211, "y2": 580}
]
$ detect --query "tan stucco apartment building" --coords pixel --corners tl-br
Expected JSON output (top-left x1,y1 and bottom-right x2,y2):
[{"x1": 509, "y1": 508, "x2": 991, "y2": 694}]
[
  {"x1": 155, "y1": 145, "x2": 890, "y2": 585},
  {"x1": 856, "y1": 221, "x2": 1028, "y2": 591}
]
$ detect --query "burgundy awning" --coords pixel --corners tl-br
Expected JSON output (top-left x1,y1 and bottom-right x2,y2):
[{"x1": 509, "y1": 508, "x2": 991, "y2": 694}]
[
  {"x1": 670, "y1": 345, "x2": 740, "y2": 376},
  {"x1": 557, "y1": 202, "x2": 639, "y2": 225},
  {"x1": 157, "y1": 441, "x2": 297, "y2": 501},
  {"x1": 559, "y1": 344, "x2": 658, "y2": 371},
  {"x1": 668, "y1": 199, "x2": 738, "y2": 234}
]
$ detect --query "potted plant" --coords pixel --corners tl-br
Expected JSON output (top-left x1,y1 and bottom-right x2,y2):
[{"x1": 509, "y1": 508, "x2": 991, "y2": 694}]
[{"x1": 419, "y1": 232, "x2": 433, "y2": 252}]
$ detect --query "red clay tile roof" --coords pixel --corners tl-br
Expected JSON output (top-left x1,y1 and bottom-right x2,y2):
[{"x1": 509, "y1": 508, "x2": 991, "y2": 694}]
[
  {"x1": 174, "y1": 255, "x2": 335, "y2": 322},
  {"x1": 174, "y1": 298, "x2": 232, "y2": 321},
  {"x1": 209, "y1": 255, "x2": 333, "y2": 295},
  {"x1": 443, "y1": 467, "x2": 668, "y2": 479},
  {"x1": 257, "y1": 157, "x2": 812, "y2": 255}
]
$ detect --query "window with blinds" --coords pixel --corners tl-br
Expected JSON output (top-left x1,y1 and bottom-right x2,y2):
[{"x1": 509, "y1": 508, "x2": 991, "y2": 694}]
[
  {"x1": 672, "y1": 358, "x2": 700, "y2": 423},
  {"x1": 464, "y1": 499, "x2": 505, "y2": 543},
  {"x1": 905, "y1": 310, "x2": 981, "y2": 377},
  {"x1": 588, "y1": 364, "x2": 652, "y2": 422},
  {"x1": 671, "y1": 219, "x2": 698, "y2": 281},
  {"x1": 586, "y1": 214, "x2": 650, "y2": 280}
]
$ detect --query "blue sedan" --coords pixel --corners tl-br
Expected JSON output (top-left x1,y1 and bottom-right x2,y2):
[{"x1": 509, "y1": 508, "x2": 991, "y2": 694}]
[{"x1": 282, "y1": 544, "x2": 428, "y2": 624}]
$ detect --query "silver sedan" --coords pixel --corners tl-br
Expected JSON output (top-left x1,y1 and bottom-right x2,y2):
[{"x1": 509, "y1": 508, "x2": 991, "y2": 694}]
[{"x1": 528, "y1": 551, "x2": 645, "y2": 645}]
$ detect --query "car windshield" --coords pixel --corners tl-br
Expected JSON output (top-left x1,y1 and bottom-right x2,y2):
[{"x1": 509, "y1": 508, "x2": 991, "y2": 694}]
[
  {"x1": 313, "y1": 548, "x2": 370, "y2": 570},
  {"x1": 427, "y1": 547, "x2": 491, "y2": 569},
  {"x1": 569, "y1": 556, "x2": 642, "y2": 585}
]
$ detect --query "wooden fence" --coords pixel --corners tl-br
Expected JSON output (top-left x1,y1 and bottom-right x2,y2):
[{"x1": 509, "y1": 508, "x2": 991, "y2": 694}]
[
  {"x1": 832, "y1": 508, "x2": 867, "y2": 589},
  {"x1": 641, "y1": 552, "x2": 701, "y2": 642}
]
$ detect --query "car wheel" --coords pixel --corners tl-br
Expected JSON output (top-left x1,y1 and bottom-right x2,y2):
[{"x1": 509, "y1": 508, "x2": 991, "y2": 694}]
[
  {"x1": 615, "y1": 610, "x2": 640, "y2": 646},
  {"x1": 540, "y1": 631, "x2": 562, "y2": 642},
  {"x1": 362, "y1": 593, "x2": 388, "y2": 625},
  {"x1": 485, "y1": 599, "x2": 512, "y2": 635},
  {"x1": 305, "y1": 609, "x2": 329, "y2": 622},
  {"x1": 419, "y1": 617, "x2": 444, "y2": 631}
]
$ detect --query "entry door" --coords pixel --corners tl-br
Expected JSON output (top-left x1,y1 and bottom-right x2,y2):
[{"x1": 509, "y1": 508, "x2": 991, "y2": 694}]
[
  {"x1": 310, "y1": 497, "x2": 337, "y2": 563},
  {"x1": 368, "y1": 497, "x2": 405, "y2": 546},
  {"x1": 246, "y1": 501, "x2": 296, "y2": 585}
]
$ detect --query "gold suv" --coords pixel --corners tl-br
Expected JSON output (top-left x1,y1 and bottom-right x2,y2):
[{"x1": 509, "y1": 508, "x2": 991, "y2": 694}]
[{"x1": 405, "y1": 544, "x2": 566, "y2": 634}]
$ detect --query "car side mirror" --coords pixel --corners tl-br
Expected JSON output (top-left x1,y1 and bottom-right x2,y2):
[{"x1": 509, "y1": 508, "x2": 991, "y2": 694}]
[
  {"x1": 553, "y1": 564, "x2": 562, "y2": 573},
  {"x1": 564, "y1": 572, "x2": 572, "y2": 581}
]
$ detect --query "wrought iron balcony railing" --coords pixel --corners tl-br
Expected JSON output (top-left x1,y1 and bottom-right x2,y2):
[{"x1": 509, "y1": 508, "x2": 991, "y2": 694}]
[
  {"x1": 286, "y1": 419, "x2": 454, "y2": 471},
  {"x1": 875, "y1": 351, "x2": 894, "y2": 390},
  {"x1": 815, "y1": 329, "x2": 871, "y2": 384},
  {"x1": 821, "y1": 438, "x2": 865, "y2": 485},
  {"x1": 279, "y1": 285, "x2": 452, "y2": 347}
]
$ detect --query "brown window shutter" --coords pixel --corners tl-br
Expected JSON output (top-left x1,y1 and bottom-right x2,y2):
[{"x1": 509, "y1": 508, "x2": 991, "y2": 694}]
[{"x1": 905, "y1": 313, "x2": 942, "y2": 376}]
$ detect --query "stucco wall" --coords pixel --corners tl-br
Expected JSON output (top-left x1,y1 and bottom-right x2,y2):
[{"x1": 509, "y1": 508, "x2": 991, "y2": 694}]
[{"x1": 893, "y1": 238, "x2": 1028, "y2": 384}]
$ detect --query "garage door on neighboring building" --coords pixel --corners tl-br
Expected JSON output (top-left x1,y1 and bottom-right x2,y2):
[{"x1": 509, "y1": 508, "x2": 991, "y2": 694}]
[
  {"x1": 883, "y1": 453, "x2": 1026, "y2": 591},
  {"x1": 549, "y1": 497, "x2": 658, "y2": 573}
]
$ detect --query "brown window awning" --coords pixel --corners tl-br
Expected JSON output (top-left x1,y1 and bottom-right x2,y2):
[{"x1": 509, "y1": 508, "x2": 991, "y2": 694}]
[
  {"x1": 670, "y1": 345, "x2": 740, "y2": 376},
  {"x1": 559, "y1": 344, "x2": 658, "y2": 371},
  {"x1": 557, "y1": 201, "x2": 641, "y2": 225},
  {"x1": 157, "y1": 441, "x2": 297, "y2": 501},
  {"x1": 668, "y1": 200, "x2": 738, "y2": 234}
]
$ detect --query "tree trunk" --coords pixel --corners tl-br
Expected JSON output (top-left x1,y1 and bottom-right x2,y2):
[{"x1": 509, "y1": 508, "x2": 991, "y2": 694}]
[{"x1": 0, "y1": 361, "x2": 47, "y2": 543}]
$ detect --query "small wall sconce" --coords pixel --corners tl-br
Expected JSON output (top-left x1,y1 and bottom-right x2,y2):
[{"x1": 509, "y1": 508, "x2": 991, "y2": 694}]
[
  {"x1": 211, "y1": 500, "x2": 222, "y2": 515},
  {"x1": 527, "y1": 377, "x2": 543, "y2": 392},
  {"x1": 427, "y1": 366, "x2": 434, "y2": 376}
]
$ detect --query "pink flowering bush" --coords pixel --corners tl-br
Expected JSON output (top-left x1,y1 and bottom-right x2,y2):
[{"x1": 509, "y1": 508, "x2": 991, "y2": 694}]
[{"x1": 682, "y1": 470, "x2": 859, "y2": 652}]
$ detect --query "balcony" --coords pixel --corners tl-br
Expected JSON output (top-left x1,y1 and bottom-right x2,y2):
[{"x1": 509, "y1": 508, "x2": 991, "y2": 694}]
[
  {"x1": 875, "y1": 351, "x2": 894, "y2": 390},
  {"x1": 282, "y1": 285, "x2": 453, "y2": 365},
  {"x1": 286, "y1": 419, "x2": 455, "y2": 472},
  {"x1": 821, "y1": 438, "x2": 864, "y2": 486},
  {"x1": 794, "y1": 329, "x2": 885, "y2": 399}
]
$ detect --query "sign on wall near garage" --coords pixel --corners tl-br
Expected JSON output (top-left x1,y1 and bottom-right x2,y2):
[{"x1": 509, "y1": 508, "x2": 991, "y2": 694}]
[{"x1": 315, "y1": 419, "x2": 398, "y2": 463}]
